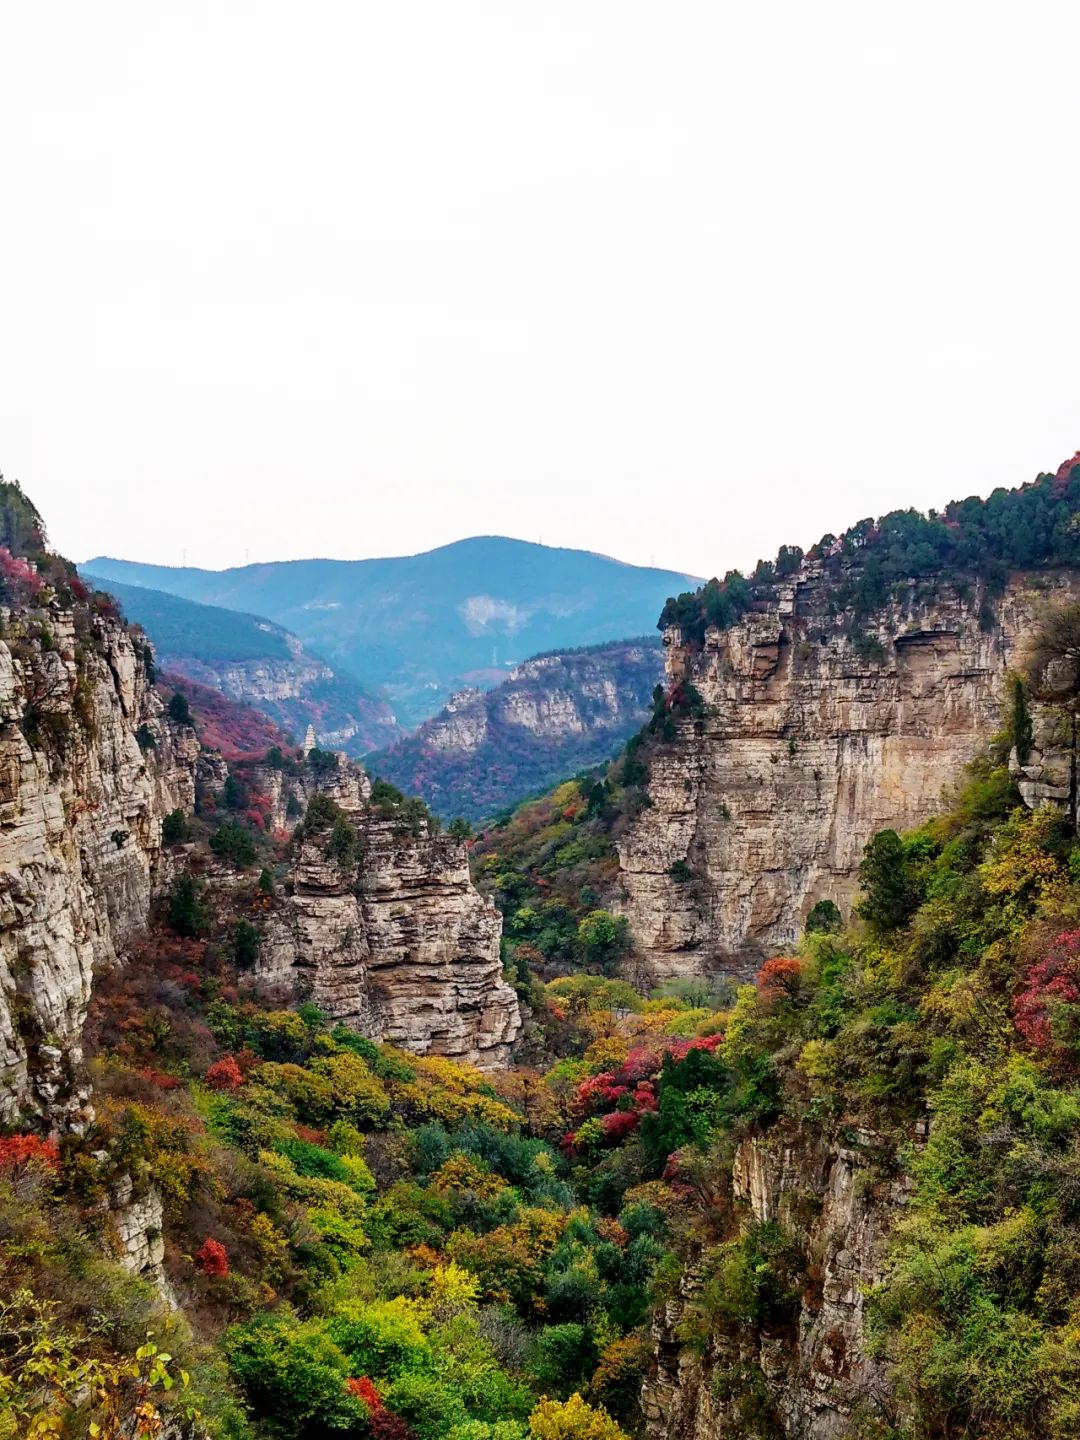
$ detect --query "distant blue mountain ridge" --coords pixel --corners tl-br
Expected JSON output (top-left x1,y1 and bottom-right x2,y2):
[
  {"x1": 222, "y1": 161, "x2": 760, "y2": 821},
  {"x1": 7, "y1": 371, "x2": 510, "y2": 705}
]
[
  {"x1": 82, "y1": 573, "x2": 399, "y2": 752},
  {"x1": 85, "y1": 536, "x2": 698, "y2": 728}
]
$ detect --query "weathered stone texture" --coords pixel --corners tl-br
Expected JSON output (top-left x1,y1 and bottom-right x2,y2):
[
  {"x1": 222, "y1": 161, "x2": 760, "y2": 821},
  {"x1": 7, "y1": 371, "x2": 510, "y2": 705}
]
[
  {"x1": 256, "y1": 761, "x2": 521, "y2": 1067},
  {"x1": 644, "y1": 1130, "x2": 910, "y2": 1440},
  {"x1": 618, "y1": 569, "x2": 1080, "y2": 980},
  {"x1": 0, "y1": 605, "x2": 194, "y2": 1126}
]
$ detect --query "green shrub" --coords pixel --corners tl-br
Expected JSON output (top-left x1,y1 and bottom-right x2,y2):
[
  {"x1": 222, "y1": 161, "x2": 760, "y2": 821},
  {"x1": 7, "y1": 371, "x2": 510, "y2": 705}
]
[
  {"x1": 232, "y1": 919, "x2": 260, "y2": 968},
  {"x1": 225, "y1": 1313, "x2": 365, "y2": 1438},
  {"x1": 168, "y1": 690, "x2": 193, "y2": 726},
  {"x1": 211, "y1": 822, "x2": 258, "y2": 868},
  {"x1": 162, "y1": 808, "x2": 188, "y2": 844},
  {"x1": 167, "y1": 875, "x2": 205, "y2": 937},
  {"x1": 385, "y1": 1372, "x2": 469, "y2": 1439},
  {"x1": 325, "y1": 1297, "x2": 432, "y2": 1381}
]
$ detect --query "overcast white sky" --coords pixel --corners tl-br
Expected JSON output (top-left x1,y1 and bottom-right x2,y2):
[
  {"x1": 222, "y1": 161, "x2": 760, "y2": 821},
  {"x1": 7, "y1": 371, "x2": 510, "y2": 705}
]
[{"x1": 2, "y1": 2, "x2": 1079, "y2": 579}]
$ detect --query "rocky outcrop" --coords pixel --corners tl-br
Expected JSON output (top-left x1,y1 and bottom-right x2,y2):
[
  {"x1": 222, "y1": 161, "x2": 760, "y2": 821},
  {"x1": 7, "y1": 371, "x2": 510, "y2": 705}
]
[
  {"x1": 169, "y1": 644, "x2": 399, "y2": 754},
  {"x1": 372, "y1": 639, "x2": 663, "y2": 822},
  {"x1": 644, "y1": 1128, "x2": 911, "y2": 1440},
  {"x1": 618, "y1": 569, "x2": 1080, "y2": 981},
  {"x1": 104, "y1": 1176, "x2": 174, "y2": 1300},
  {"x1": 0, "y1": 600, "x2": 195, "y2": 1127},
  {"x1": 255, "y1": 758, "x2": 522, "y2": 1066},
  {"x1": 1010, "y1": 697, "x2": 1073, "y2": 813}
]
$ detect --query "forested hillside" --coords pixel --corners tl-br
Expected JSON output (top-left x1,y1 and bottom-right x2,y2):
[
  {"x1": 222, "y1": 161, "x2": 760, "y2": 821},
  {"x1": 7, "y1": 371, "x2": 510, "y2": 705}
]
[
  {"x1": 85, "y1": 539, "x2": 695, "y2": 728},
  {"x1": 86, "y1": 574, "x2": 399, "y2": 753},
  {"x1": 10, "y1": 689, "x2": 1080, "y2": 1438},
  {"x1": 659, "y1": 452, "x2": 1080, "y2": 646},
  {"x1": 370, "y1": 639, "x2": 662, "y2": 824}
]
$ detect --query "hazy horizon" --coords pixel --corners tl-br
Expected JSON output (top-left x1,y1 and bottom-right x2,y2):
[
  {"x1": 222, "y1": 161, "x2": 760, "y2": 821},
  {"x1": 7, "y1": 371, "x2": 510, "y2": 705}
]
[
  {"x1": 82, "y1": 531, "x2": 701, "y2": 581},
  {"x1": 4, "y1": 3, "x2": 1080, "y2": 578}
]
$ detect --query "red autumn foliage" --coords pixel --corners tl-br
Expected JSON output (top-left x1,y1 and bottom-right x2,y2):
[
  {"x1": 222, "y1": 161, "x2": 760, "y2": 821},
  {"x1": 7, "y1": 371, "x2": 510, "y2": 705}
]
[
  {"x1": 0, "y1": 546, "x2": 45, "y2": 597},
  {"x1": 369, "y1": 1412, "x2": 415, "y2": 1440},
  {"x1": 0, "y1": 1134, "x2": 60, "y2": 1174},
  {"x1": 755, "y1": 956, "x2": 805, "y2": 1005},
  {"x1": 596, "y1": 1217, "x2": 629, "y2": 1248},
  {"x1": 600, "y1": 1110, "x2": 640, "y2": 1142},
  {"x1": 346, "y1": 1377, "x2": 383, "y2": 1410},
  {"x1": 160, "y1": 672, "x2": 292, "y2": 760},
  {"x1": 1013, "y1": 931, "x2": 1080, "y2": 1069},
  {"x1": 662, "y1": 1149, "x2": 686, "y2": 1182},
  {"x1": 206, "y1": 1056, "x2": 245, "y2": 1091},
  {"x1": 618, "y1": 1046, "x2": 662, "y2": 1084},
  {"x1": 195, "y1": 1237, "x2": 229, "y2": 1276},
  {"x1": 663, "y1": 1033, "x2": 723, "y2": 1062},
  {"x1": 293, "y1": 1125, "x2": 327, "y2": 1145},
  {"x1": 138, "y1": 1067, "x2": 181, "y2": 1090}
]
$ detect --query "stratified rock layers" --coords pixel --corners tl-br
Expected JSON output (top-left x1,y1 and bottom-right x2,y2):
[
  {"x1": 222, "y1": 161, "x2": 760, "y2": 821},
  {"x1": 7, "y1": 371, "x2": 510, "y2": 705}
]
[
  {"x1": 0, "y1": 606, "x2": 195, "y2": 1125},
  {"x1": 618, "y1": 570, "x2": 1077, "y2": 980},
  {"x1": 258, "y1": 768, "x2": 521, "y2": 1067},
  {"x1": 644, "y1": 1129, "x2": 909, "y2": 1440}
]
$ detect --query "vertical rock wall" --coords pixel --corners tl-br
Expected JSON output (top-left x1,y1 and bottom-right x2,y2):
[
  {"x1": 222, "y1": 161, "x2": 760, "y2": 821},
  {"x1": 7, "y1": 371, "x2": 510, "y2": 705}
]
[
  {"x1": 618, "y1": 569, "x2": 1079, "y2": 980},
  {"x1": 0, "y1": 602, "x2": 194, "y2": 1126},
  {"x1": 256, "y1": 759, "x2": 522, "y2": 1066},
  {"x1": 644, "y1": 1129, "x2": 911, "y2": 1440}
]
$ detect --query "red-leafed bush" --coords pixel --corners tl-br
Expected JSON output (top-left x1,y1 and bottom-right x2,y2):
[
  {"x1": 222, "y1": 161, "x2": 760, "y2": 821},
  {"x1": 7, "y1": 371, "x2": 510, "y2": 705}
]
[
  {"x1": 195, "y1": 1237, "x2": 229, "y2": 1276},
  {"x1": 663, "y1": 1033, "x2": 723, "y2": 1062},
  {"x1": 0, "y1": 546, "x2": 45, "y2": 598},
  {"x1": 369, "y1": 1412, "x2": 415, "y2": 1440},
  {"x1": 755, "y1": 956, "x2": 805, "y2": 1006},
  {"x1": 1013, "y1": 930, "x2": 1080, "y2": 1070},
  {"x1": 206, "y1": 1055, "x2": 245, "y2": 1091},
  {"x1": 596, "y1": 1217, "x2": 629, "y2": 1248},
  {"x1": 662, "y1": 1150, "x2": 686, "y2": 1182},
  {"x1": 601, "y1": 1110, "x2": 640, "y2": 1142},
  {"x1": 618, "y1": 1046, "x2": 662, "y2": 1084},
  {"x1": 346, "y1": 1377, "x2": 383, "y2": 1410},
  {"x1": 0, "y1": 1133, "x2": 60, "y2": 1174},
  {"x1": 138, "y1": 1067, "x2": 181, "y2": 1090},
  {"x1": 293, "y1": 1125, "x2": 327, "y2": 1145}
]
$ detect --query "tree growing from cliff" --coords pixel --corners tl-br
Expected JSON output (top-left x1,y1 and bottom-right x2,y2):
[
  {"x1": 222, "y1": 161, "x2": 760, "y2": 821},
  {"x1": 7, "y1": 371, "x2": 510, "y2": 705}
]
[
  {"x1": 575, "y1": 910, "x2": 630, "y2": 975},
  {"x1": 167, "y1": 874, "x2": 205, "y2": 936},
  {"x1": 232, "y1": 919, "x2": 260, "y2": 968},
  {"x1": 326, "y1": 814, "x2": 361, "y2": 866},
  {"x1": 168, "y1": 689, "x2": 193, "y2": 726},
  {"x1": 0, "y1": 476, "x2": 47, "y2": 557},
  {"x1": 210, "y1": 821, "x2": 258, "y2": 868}
]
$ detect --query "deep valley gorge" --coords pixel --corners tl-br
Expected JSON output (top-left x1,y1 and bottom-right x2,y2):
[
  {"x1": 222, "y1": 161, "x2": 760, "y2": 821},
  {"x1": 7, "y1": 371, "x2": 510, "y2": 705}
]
[{"x1": 5, "y1": 458, "x2": 1080, "y2": 1440}]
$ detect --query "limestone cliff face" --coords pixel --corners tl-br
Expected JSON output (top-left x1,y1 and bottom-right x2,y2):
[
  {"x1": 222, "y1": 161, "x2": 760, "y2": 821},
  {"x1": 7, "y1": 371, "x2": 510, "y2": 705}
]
[
  {"x1": 423, "y1": 644, "x2": 662, "y2": 754},
  {"x1": 0, "y1": 600, "x2": 195, "y2": 1127},
  {"x1": 644, "y1": 1128, "x2": 911, "y2": 1440},
  {"x1": 170, "y1": 643, "x2": 399, "y2": 753},
  {"x1": 618, "y1": 568, "x2": 1078, "y2": 980},
  {"x1": 372, "y1": 639, "x2": 663, "y2": 822},
  {"x1": 255, "y1": 759, "x2": 522, "y2": 1067}
]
